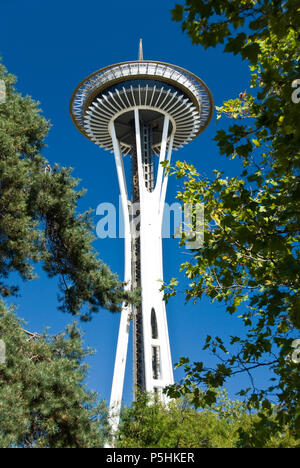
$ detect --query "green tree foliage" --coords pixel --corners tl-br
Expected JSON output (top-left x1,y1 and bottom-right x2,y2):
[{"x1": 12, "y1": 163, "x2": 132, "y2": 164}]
[
  {"x1": 116, "y1": 392, "x2": 298, "y2": 448},
  {"x1": 163, "y1": 0, "x2": 300, "y2": 444},
  {"x1": 0, "y1": 60, "x2": 136, "y2": 320},
  {"x1": 0, "y1": 301, "x2": 110, "y2": 448}
]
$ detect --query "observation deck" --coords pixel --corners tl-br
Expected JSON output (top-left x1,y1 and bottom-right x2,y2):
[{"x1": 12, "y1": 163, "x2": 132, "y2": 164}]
[{"x1": 70, "y1": 60, "x2": 213, "y2": 155}]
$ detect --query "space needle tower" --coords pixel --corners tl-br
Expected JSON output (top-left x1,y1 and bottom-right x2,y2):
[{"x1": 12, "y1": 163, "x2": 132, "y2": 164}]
[{"x1": 70, "y1": 41, "x2": 213, "y2": 429}]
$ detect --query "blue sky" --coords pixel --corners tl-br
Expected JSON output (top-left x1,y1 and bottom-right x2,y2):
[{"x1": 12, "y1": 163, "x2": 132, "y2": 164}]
[{"x1": 0, "y1": 0, "x2": 267, "y2": 406}]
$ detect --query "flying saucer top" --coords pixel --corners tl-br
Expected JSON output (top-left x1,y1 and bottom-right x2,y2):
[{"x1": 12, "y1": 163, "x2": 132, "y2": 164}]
[{"x1": 70, "y1": 60, "x2": 213, "y2": 154}]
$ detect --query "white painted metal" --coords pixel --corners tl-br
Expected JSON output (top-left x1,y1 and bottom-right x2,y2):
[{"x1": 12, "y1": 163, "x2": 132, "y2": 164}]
[{"x1": 159, "y1": 134, "x2": 174, "y2": 226}]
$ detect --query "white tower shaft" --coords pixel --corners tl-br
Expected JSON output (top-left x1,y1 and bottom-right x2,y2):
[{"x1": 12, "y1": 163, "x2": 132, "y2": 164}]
[{"x1": 108, "y1": 110, "x2": 174, "y2": 432}]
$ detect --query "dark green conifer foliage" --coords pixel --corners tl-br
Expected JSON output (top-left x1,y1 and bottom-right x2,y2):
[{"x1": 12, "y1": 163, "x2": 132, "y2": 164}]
[
  {"x1": 0, "y1": 301, "x2": 110, "y2": 448},
  {"x1": 0, "y1": 61, "x2": 135, "y2": 320}
]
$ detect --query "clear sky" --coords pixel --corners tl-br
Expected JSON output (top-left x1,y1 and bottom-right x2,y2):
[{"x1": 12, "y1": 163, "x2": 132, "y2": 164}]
[{"x1": 0, "y1": 0, "x2": 267, "y2": 406}]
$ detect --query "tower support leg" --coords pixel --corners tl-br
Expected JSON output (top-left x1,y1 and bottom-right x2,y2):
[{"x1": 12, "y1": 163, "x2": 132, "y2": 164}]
[{"x1": 108, "y1": 122, "x2": 132, "y2": 434}]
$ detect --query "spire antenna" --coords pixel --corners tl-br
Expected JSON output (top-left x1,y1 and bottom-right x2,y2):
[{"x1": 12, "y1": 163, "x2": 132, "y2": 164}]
[{"x1": 138, "y1": 38, "x2": 143, "y2": 61}]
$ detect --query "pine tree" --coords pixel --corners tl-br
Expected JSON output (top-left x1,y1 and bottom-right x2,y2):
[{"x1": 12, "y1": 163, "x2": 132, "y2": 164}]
[
  {"x1": 0, "y1": 60, "x2": 136, "y2": 320},
  {"x1": 0, "y1": 301, "x2": 110, "y2": 448}
]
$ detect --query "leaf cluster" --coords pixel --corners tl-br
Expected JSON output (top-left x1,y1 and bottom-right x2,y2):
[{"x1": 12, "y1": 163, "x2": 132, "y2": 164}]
[
  {"x1": 116, "y1": 391, "x2": 298, "y2": 448},
  {"x1": 168, "y1": 0, "x2": 300, "y2": 444}
]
